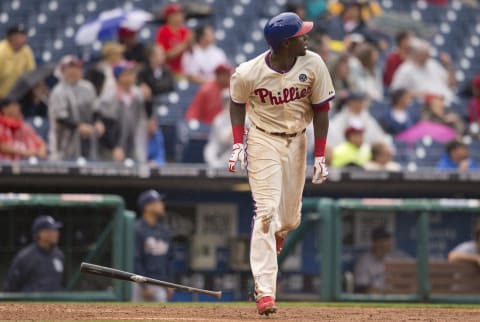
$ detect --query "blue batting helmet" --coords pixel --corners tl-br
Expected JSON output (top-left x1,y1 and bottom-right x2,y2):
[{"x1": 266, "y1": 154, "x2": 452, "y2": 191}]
[{"x1": 264, "y1": 12, "x2": 314, "y2": 50}]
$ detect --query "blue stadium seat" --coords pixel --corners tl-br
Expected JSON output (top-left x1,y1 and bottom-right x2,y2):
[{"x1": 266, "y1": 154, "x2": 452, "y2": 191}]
[
  {"x1": 175, "y1": 120, "x2": 210, "y2": 163},
  {"x1": 369, "y1": 100, "x2": 389, "y2": 121}
]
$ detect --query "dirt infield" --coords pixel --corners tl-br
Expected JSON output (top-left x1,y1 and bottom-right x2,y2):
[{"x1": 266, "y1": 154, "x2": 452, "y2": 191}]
[{"x1": 1, "y1": 303, "x2": 480, "y2": 321}]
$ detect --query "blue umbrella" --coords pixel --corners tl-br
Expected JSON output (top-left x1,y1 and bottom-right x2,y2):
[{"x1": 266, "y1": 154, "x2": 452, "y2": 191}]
[{"x1": 75, "y1": 8, "x2": 153, "y2": 46}]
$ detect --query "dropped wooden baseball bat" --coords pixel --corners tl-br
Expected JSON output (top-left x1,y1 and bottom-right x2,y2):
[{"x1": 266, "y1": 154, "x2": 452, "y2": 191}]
[{"x1": 80, "y1": 262, "x2": 222, "y2": 299}]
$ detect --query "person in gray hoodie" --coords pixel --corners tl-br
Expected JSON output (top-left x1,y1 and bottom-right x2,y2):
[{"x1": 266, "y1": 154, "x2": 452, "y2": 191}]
[
  {"x1": 94, "y1": 61, "x2": 150, "y2": 163},
  {"x1": 48, "y1": 55, "x2": 101, "y2": 161}
]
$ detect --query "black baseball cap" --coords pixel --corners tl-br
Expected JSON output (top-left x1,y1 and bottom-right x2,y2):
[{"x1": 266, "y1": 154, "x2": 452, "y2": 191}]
[
  {"x1": 137, "y1": 189, "x2": 165, "y2": 211},
  {"x1": 32, "y1": 215, "x2": 63, "y2": 233},
  {"x1": 6, "y1": 24, "x2": 27, "y2": 37},
  {"x1": 371, "y1": 227, "x2": 392, "y2": 241}
]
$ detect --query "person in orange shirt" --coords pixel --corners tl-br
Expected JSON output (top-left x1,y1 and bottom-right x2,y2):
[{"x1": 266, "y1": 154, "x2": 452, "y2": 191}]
[
  {"x1": 155, "y1": 4, "x2": 193, "y2": 75},
  {"x1": 185, "y1": 64, "x2": 232, "y2": 125}
]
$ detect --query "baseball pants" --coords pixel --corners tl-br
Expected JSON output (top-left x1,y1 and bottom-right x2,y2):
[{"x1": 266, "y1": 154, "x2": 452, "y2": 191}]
[{"x1": 246, "y1": 125, "x2": 307, "y2": 300}]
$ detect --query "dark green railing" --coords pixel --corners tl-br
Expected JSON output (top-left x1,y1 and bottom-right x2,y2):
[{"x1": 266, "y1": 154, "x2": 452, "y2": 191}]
[{"x1": 0, "y1": 194, "x2": 133, "y2": 301}]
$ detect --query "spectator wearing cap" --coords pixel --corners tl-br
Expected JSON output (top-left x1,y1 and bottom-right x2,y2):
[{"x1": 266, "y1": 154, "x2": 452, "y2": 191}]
[
  {"x1": 328, "y1": 92, "x2": 390, "y2": 148},
  {"x1": 181, "y1": 25, "x2": 228, "y2": 84},
  {"x1": 354, "y1": 227, "x2": 410, "y2": 294},
  {"x1": 97, "y1": 42, "x2": 126, "y2": 95},
  {"x1": 155, "y1": 4, "x2": 193, "y2": 75},
  {"x1": 391, "y1": 38, "x2": 456, "y2": 105},
  {"x1": 0, "y1": 25, "x2": 36, "y2": 97},
  {"x1": 448, "y1": 222, "x2": 480, "y2": 266},
  {"x1": 185, "y1": 64, "x2": 232, "y2": 125},
  {"x1": 49, "y1": 55, "x2": 101, "y2": 161},
  {"x1": 348, "y1": 42, "x2": 383, "y2": 101},
  {"x1": 383, "y1": 31, "x2": 413, "y2": 87},
  {"x1": 0, "y1": 98, "x2": 46, "y2": 161},
  {"x1": 467, "y1": 75, "x2": 480, "y2": 123},
  {"x1": 437, "y1": 140, "x2": 478, "y2": 171},
  {"x1": 133, "y1": 190, "x2": 173, "y2": 302},
  {"x1": 4, "y1": 215, "x2": 64, "y2": 292},
  {"x1": 118, "y1": 26, "x2": 148, "y2": 65},
  {"x1": 95, "y1": 61, "x2": 149, "y2": 162},
  {"x1": 381, "y1": 89, "x2": 416, "y2": 135},
  {"x1": 331, "y1": 121, "x2": 371, "y2": 168},
  {"x1": 421, "y1": 94, "x2": 465, "y2": 135},
  {"x1": 364, "y1": 143, "x2": 402, "y2": 172}
]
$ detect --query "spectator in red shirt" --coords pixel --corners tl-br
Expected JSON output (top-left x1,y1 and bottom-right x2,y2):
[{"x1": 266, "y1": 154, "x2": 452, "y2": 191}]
[
  {"x1": 468, "y1": 75, "x2": 480, "y2": 123},
  {"x1": 155, "y1": 4, "x2": 193, "y2": 76},
  {"x1": 383, "y1": 31, "x2": 413, "y2": 87},
  {"x1": 185, "y1": 64, "x2": 232, "y2": 125},
  {"x1": 0, "y1": 98, "x2": 46, "y2": 161}
]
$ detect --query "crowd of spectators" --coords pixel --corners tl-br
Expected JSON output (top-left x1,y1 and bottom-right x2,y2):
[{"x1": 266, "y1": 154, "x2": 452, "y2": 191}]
[{"x1": 0, "y1": 0, "x2": 479, "y2": 171}]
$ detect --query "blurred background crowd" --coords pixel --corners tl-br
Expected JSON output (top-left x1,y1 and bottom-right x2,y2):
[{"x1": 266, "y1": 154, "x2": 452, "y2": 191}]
[{"x1": 0, "y1": 0, "x2": 480, "y2": 171}]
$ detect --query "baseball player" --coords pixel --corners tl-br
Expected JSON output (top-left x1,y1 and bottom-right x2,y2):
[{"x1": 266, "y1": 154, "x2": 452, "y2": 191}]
[{"x1": 228, "y1": 12, "x2": 335, "y2": 315}]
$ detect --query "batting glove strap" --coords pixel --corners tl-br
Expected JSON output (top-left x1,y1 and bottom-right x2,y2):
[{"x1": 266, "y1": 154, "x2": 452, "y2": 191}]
[
  {"x1": 228, "y1": 143, "x2": 246, "y2": 172},
  {"x1": 312, "y1": 156, "x2": 328, "y2": 184}
]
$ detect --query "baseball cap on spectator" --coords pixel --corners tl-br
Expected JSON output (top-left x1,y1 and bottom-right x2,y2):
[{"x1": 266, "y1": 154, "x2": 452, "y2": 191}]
[
  {"x1": 371, "y1": 227, "x2": 392, "y2": 241},
  {"x1": 344, "y1": 119, "x2": 365, "y2": 137},
  {"x1": 137, "y1": 189, "x2": 165, "y2": 211},
  {"x1": 101, "y1": 42, "x2": 125, "y2": 59},
  {"x1": 214, "y1": 63, "x2": 233, "y2": 75},
  {"x1": 59, "y1": 55, "x2": 83, "y2": 70},
  {"x1": 163, "y1": 4, "x2": 182, "y2": 18},
  {"x1": 32, "y1": 215, "x2": 63, "y2": 234},
  {"x1": 118, "y1": 26, "x2": 136, "y2": 39},
  {"x1": 6, "y1": 24, "x2": 27, "y2": 37},
  {"x1": 113, "y1": 61, "x2": 136, "y2": 79},
  {"x1": 473, "y1": 75, "x2": 480, "y2": 89}
]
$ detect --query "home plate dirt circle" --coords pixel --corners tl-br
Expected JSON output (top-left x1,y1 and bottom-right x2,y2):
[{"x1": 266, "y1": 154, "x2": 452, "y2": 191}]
[{"x1": 1, "y1": 303, "x2": 480, "y2": 321}]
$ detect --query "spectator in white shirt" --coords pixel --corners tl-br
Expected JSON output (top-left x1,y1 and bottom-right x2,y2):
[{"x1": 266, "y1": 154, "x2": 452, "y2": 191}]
[
  {"x1": 391, "y1": 38, "x2": 456, "y2": 105},
  {"x1": 203, "y1": 89, "x2": 231, "y2": 168},
  {"x1": 328, "y1": 92, "x2": 391, "y2": 148},
  {"x1": 181, "y1": 25, "x2": 228, "y2": 84}
]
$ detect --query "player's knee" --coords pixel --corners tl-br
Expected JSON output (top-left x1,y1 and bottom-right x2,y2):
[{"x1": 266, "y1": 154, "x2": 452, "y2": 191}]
[{"x1": 282, "y1": 216, "x2": 301, "y2": 231}]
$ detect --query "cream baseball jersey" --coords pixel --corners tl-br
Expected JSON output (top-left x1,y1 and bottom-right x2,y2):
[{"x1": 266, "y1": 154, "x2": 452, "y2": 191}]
[{"x1": 230, "y1": 50, "x2": 335, "y2": 133}]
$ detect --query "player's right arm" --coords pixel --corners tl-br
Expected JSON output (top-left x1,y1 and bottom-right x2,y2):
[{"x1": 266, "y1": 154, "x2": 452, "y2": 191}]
[
  {"x1": 228, "y1": 100, "x2": 247, "y2": 172},
  {"x1": 228, "y1": 69, "x2": 249, "y2": 172}
]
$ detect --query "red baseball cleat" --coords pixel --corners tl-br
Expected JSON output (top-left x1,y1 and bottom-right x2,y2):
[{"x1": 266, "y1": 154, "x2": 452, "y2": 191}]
[
  {"x1": 257, "y1": 296, "x2": 277, "y2": 316},
  {"x1": 276, "y1": 235, "x2": 285, "y2": 255}
]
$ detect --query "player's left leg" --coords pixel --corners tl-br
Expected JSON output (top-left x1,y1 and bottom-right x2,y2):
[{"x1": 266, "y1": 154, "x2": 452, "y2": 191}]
[{"x1": 276, "y1": 133, "x2": 307, "y2": 247}]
